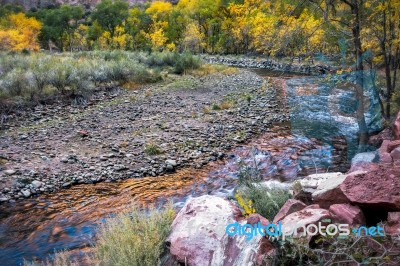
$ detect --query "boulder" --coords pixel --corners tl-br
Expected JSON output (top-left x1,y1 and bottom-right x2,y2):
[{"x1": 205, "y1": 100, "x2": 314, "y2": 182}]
[
  {"x1": 329, "y1": 204, "x2": 366, "y2": 226},
  {"x1": 167, "y1": 195, "x2": 274, "y2": 266},
  {"x1": 378, "y1": 140, "x2": 393, "y2": 164},
  {"x1": 390, "y1": 147, "x2": 400, "y2": 162},
  {"x1": 351, "y1": 151, "x2": 378, "y2": 165},
  {"x1": 273, "y1": 199, "x2": 306, "y2": 223},
  {"x1": 280, "y1": 208, "x2": 331, "y2": 237},
  {"x1": 311, "y1": 172, "x2": 352, "y2": 209},
  {"x1": 299, "y1": 172, "x2": 344, "y2": 193},
  {"x1": 385, "y1": 212, "x2": 400, "y2": 236},
  {"x1": 340, "y1": 166, "x2": 400, "y2": 211}
]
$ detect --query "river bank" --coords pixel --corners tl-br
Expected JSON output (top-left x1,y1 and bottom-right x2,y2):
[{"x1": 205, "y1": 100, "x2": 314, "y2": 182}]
[{"x1": 0, "y1": 68, "x2": 288, "y2": 203}]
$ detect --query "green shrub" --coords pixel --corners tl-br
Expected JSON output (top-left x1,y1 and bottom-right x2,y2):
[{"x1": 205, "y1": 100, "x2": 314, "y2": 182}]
[
  {"x1": 173, "y1": 52, "x2": 201, "y2": 74},
  {"x1": 237, "y1": 185, "x2": 291, "y2": 221},
  {"x1": 235, "y1": 160, "x2": 291, "y2": 220},
  {"x1": 92, "y1": 203, "x2": 175, "y2": 266},
  {"x1": 144, "y1": 143, "x2": 162, "y2": 155}
]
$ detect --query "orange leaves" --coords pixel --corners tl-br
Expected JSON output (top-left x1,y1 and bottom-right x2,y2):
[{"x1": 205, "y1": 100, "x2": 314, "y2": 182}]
[{"x1": 0, "y1": 13, "x2": 42, "y2": 51}]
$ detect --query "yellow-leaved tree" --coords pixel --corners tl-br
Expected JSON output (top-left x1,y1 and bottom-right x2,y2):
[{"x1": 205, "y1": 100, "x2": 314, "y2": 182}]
[{"x1": 0, "y1": 13, "x2": 42, "y2": 51}]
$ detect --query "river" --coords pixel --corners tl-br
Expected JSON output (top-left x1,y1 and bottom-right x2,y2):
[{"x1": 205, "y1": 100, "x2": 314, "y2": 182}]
[{"x1": 0, "y1": 69, "x2": 381, "y2": 265}]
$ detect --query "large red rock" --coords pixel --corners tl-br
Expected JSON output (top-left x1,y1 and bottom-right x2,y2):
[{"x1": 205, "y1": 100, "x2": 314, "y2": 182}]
[
  {"x1": 340, "y1": 165, "x2": 400, "y2": 211},
  {"x1": 166, "y1": 195, "x2": 274, "y2": 266},
  {"x1": 329, "y1": 204, "x2": 366, "y2": 226},
  {"x1": 273, "y1": 199, "x2": 306, "y2": 223}
]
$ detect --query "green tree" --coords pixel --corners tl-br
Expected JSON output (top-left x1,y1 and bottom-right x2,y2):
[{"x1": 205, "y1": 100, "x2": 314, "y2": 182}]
[
  {"x1": 90, "y1": 0, "x2": 129, "y2": 36},
  {"x1": 30, "y1": 5, "x2": 84, "y2": 50}
]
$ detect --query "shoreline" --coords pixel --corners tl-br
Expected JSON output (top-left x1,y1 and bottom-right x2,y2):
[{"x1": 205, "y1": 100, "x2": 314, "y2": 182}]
[{"x1": 0, "y1": 68, "x2": 289, "y2": 204}]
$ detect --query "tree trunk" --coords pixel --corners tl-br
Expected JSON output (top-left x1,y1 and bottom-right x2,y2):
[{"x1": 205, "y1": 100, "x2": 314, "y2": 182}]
[{"x1": 351, "y1": 0, "x2": 369, "y2": 150}]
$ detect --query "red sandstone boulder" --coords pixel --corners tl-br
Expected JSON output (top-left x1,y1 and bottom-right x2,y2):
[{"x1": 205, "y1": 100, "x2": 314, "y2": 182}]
[
  {"x1": 167, "y1": 195, "x2": 274, "y2": 266},
  {"x1": 385, "y1": 212, "x2": 400, "y2": 236},
  {"x1": 329, "y1": 204, "x2": 366, "y2": 226},
  {"x1": 340, "y1": 166, "x2": 400, "y2": 211},
  {"x1": 280, "y1": 208, "x2": 331, "y2": 237},
  {"x1": 273, "y1": 199, "x2": 306, "y2": 223}
]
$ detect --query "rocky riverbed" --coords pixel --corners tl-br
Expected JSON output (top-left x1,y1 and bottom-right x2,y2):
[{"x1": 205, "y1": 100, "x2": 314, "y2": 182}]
[{"x1": 0, "y1": 69, "x2": 288, "y2": 202}]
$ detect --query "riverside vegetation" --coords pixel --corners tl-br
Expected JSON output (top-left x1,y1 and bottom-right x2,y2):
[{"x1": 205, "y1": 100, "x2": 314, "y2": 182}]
[{"x1": 0, "y1": 51, "x2": 200, "y2": 111}]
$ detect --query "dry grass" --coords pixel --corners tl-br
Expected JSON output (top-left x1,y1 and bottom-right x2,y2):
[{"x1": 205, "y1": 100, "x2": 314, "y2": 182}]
[
  {"x1": 91, "y1": 203, "x2": 175, "y2": 266},
  {"x1": 189, "y1": 64, "x2": 238, "y2": 77},
  {"x1": 219, "y1": 100, "x2": 235, "y2": 110}
]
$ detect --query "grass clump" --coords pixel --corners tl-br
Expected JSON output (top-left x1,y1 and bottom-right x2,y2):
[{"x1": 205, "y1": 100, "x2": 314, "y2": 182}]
[
  {"x1": 238, "y1": 185, "x2": 291, "y2": 221},
  {"x1": 234, "y1": 159, "x2": 291, "y2": 220},
  {"x1": 144, "y1": 143, "x2": 162, "y2": 155},
  {"x1": 92, "y1": 204, "x2": 175, "y2": 266}
]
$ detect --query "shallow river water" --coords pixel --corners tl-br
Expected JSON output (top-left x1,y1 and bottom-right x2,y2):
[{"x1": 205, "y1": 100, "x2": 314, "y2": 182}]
[{"x1": 0, "y1": 70, "x2": 380, "y2": 265}]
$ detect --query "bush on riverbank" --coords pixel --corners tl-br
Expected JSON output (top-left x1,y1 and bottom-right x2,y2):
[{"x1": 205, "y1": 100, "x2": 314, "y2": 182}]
[
  {"x1": 0, "y1": 51, "x2": 201, "y2": 108},
  {"x1": 24, "y1": 203, "x2": 175, "y2": 266},
  {"x1": 91, "y1": 203, "x2": 175, "y2": 266},
  {"x1": 234, "y1": 162, "x2": 292, "y2": 220}
]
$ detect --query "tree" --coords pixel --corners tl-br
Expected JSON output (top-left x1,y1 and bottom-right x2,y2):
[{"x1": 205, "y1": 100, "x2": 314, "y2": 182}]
[
  {"x1": 0, "y1": 13, "x2": 42, "y2": 51},
  {"x1": 365, "y1": 0, "x2": 400, "y2": 118},
  {"x1": 30, "y1": 5, "x2": 84, "y2": 50},
  {"x1": 324, "y1": 0, "x2": 369, "y2": 149},
  {"x1": 90, "y1": 0, "x2": 129, "y2": 36}
]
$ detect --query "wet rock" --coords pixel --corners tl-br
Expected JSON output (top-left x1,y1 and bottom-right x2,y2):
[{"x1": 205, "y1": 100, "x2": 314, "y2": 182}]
[
  {"x1": 273, "y1": 199, "x2": 307, "y2": 223},
  {"x1": 167, "y1": 195, "x2": 270, "y2": 266},
  {"x1": 329, "y1": 204, "x2": 365, "y2": 226},
  {"x1": 31, "y1": 180, "x2": 43, "y2": 189},
  {"x1": 21, "y1": 189, "x2": 31, "y2": 198}
]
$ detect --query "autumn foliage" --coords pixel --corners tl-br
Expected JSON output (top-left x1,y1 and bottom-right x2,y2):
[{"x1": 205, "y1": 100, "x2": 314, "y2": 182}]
[{"x1": 0, "y1": 13, "x2": 42, "y2": 51}]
